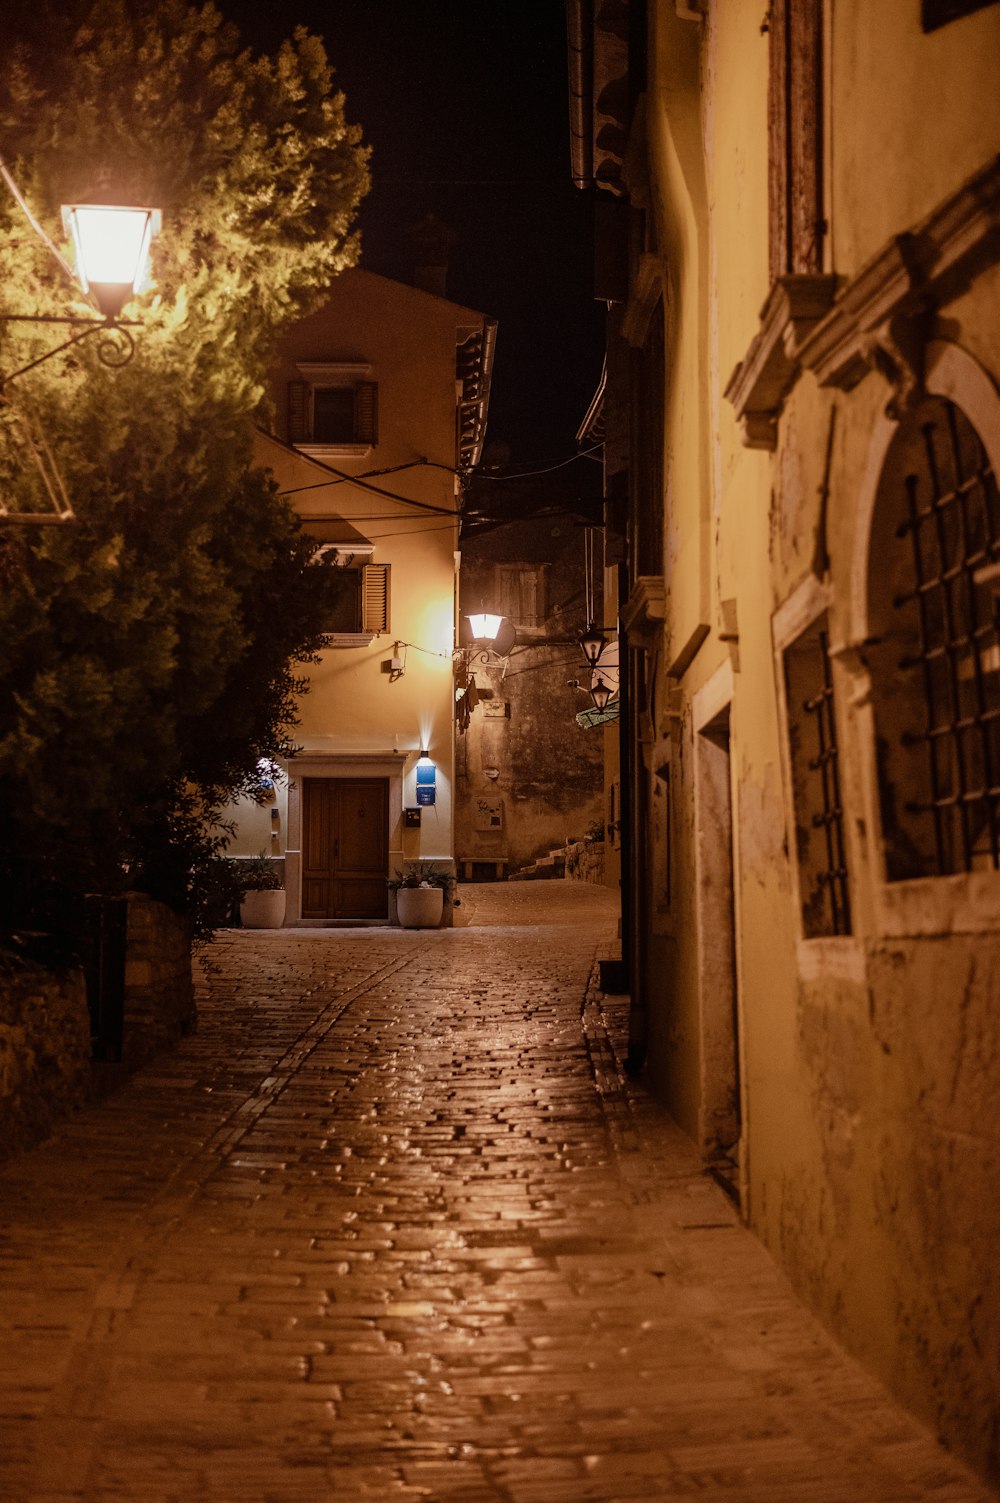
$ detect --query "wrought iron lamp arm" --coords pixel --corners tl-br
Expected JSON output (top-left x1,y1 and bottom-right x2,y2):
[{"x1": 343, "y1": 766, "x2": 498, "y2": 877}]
[{"x1": 1, "y1": 316, "x2": 138, "y2": 387}]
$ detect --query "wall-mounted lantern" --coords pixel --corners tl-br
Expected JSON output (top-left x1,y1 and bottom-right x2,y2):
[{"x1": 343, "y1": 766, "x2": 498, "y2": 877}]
[
  {"x1": 462, "y1": 611, "x2": 517, "y2": 658},
  {"x1": 579, "y1": 623, "x2": 609, "y2": 667},
  {"x1": 590, "y1": 678, "x2": 614, "y2": 711}
]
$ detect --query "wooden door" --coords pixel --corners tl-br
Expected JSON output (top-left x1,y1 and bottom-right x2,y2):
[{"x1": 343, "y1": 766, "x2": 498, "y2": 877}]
[{"x1": 302, "y1": 778, "x2": 389, "y2": 920}]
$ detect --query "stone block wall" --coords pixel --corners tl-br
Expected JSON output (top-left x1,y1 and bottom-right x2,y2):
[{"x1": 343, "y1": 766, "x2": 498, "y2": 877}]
[
  {"x1": 122, "y1": 893, "x2": 195, "y2": 1072},
  {"x1": 0, "y1": 959, "x2": 91, "y2": 1163}
]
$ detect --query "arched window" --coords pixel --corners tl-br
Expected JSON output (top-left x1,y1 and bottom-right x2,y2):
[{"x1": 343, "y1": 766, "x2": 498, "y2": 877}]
[{"x1": 867, "y1": 394, "x2": 1000, "y2": 880}]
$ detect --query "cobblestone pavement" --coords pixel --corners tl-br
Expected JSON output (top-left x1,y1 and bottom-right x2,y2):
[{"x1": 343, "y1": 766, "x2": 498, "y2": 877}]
[{"x1": 0, "y1": 884, "x2": 994, "y2": 1502}]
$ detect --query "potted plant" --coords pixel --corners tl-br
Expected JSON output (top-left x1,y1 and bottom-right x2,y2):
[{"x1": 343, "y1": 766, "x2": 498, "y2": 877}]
[
  {"x1": 388, "y1": 862, "x2": 454, "y2": 929},
  {"x1": 236, "y1": 851, "x2": 286, "y2": 929}
]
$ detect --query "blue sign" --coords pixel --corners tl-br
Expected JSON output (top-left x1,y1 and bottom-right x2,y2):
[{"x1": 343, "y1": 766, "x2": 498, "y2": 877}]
[{"x1": 416, "y1": 785, "x2": 436, "y2": 806}]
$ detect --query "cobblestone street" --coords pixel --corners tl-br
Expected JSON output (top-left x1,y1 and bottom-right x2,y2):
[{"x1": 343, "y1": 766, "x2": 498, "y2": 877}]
[{"x1": 0, "y1": 884, "x2": 993, "y2": 1502}]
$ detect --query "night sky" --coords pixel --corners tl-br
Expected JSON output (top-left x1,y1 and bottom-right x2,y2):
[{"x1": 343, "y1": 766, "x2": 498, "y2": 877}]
[{"x1": 223, "y1": 0, "x2": 605, "y2": 468}]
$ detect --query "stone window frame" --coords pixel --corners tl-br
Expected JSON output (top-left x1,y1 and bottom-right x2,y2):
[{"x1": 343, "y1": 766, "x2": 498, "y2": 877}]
[
  {"x1": 773, "y1": 575, "x2": 863, "y2": 981},
  {"x1": 838, "y1": 339, "x2": 1000, "y2": 938}
]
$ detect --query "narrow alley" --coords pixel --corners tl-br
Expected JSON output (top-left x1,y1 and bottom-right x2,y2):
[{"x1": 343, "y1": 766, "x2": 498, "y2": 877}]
[{"x1": 0, "y1": 885, "x2": 991, "y2": 1503}]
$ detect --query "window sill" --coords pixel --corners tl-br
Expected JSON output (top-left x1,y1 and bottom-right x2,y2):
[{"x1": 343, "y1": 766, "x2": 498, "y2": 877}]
[
  {"x1": 297, "y1": 443, "x2": 373, "y2": 460},
  {"x1": 321, "y1": 633, "x2": 378, "y2": 648},
  {"x1": 874, "y1": 867, "x2": 1000, "y2": 937}
]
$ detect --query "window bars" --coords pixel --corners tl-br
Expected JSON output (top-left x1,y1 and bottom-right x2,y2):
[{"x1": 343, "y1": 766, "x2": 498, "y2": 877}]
[
  {"x1": 895, "y1": 399, "x2": 1000, "y2": 875},
  {"x1": 803, "y1": 625, "x2": 851, "y2": 933}
]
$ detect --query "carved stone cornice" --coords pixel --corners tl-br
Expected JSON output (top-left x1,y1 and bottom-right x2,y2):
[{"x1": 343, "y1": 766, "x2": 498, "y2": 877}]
[
  {"x1": 623, "y1": 254, "x2": 667, "y2": 348},
  {"x1": 724, "y1": 274, "x2": 839, "y2": 450},
  {"x1": 798, "y1": 153, "x2": 1000, "y2": 410},
  {"x1": 725, "y1": 155, "x2": 1000, "y2": 445},
  {"x1": 621, "y1": 575, "x2": 667, "y2": 649}
]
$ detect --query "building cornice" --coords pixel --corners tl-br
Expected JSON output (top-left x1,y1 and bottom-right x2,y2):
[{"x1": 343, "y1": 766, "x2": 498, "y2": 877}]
[{"x1": 726, "y1": 153, "x2": 1000, "y2": 448}]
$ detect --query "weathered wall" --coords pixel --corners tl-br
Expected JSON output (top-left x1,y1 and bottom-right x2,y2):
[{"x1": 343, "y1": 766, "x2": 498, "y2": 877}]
[
  {"x1": 636, "y1": 0, "x2": 1000, "y2": 1482},
  {"x1": 0, "y1": 958, "x2": 91, "y2": 1162},
  {"x1": 122, "y1": 893, "x2": 195, "y2": 1073},
  {"x1": 456, "y1": 520, "x2": 604, "y2": 873}
]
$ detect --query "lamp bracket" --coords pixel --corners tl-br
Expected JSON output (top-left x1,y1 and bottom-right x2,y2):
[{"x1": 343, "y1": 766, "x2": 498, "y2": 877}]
[{"x1": 1, "y1": 318, "x2": 138, "y2": 388}]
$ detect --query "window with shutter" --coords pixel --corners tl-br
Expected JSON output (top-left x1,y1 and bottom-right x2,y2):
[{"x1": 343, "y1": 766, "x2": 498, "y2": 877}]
[
  {"x1": 361, "y1": 563, "x2": 390, "y2": 635},
  {"x1": 321, "y1": 563, "x2": 390, "y2": 643},
  {"x1": 288, "y1": 363, "x2": 377, "y2": 454}
]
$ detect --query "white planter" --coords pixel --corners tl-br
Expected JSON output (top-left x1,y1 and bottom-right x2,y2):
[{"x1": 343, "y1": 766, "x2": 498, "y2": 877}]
[
  {"x1": 240, "y1": 889, "x2": 286, "y2": 929},
  {"x1": 395, "y1": 885, "x2": 444, "y2": 929}
]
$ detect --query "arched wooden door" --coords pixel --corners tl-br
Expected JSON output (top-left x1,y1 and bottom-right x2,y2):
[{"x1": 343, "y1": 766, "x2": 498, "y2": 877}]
[{"x1": 301, "y1": 778, "x2": 389, "y2": 920}]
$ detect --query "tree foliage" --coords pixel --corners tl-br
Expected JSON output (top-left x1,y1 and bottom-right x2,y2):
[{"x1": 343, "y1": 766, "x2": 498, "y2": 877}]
[{"x1": 0, "y1": 0, "x2": 369, "y2": 933}]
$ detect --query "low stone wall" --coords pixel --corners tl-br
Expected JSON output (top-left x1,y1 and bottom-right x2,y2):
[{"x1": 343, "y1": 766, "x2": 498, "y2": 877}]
[
  {"x1": 122, "y1": 893, "x2": 195, "y2": 1072},
  {"x1": 564, "y1": 837, "x2": 606, "y2": 885},
  {"x1": 0, "y1": 893, "x2": 195, "y2": 1162},
  {"x1": 0, "y1": 957, "x2": 91, "y2": 1163}
]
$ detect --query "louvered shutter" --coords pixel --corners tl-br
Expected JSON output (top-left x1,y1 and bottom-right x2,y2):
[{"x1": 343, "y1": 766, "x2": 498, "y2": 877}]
[
  {"x1": 355, "y1": 381, "x2": 378, "y2": 445},
  {"x1": 360, "y1": 563, "x2": 390, "y2": 634},
  {"x1": 288, "y1": 380, "x2": 310, "y2": 443}
]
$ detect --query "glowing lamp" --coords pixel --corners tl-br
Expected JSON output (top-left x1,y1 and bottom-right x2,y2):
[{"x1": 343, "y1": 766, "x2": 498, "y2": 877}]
[
  {"x1": 62, "y1": 202, "x2": 160, "y2": 319},
  {"x1": 467, "y1": 612, "x2": 503, "y2": 642},
  {"x1": 579, "y1": 623, "x2": 608, "y2": 667},
  {"x1": 590, "y1": 678, "x2": 613, "y2": 712}
]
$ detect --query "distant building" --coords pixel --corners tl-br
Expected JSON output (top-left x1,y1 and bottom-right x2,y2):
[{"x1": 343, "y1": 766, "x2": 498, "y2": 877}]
[
  {"x1": 455, "y1": 513, "x2": 605, "y2": 880},
  {"x1": 225, "y1": 267, "x2": 496, "y2": 924},
  {"x1": 570, "y1": 0, "x2": 1000, "y2": 1483}
]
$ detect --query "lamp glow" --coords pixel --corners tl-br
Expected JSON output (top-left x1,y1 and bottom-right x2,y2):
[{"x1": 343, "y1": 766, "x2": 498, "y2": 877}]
[
  {"x1": 590, "y1": 679, "x2": 613, "y2": 712},
  {"x1": 62, "y1": 203, "x2": 160, "y2": 318},
  {"x1": 467, "y1": 612, "x2": 503, "y2": 642},
  {"x1": 580, "y1": 623, "x2": 608, "y2": 666}
]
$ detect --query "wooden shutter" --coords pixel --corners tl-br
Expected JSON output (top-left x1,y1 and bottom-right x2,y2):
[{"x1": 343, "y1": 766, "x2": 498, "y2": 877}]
[
  {"x1": 288, "y1": 380, "x2": 310, "y2": 444},
  {"x1": 360, "y1": 563, "x2": 390, "y2": 634},
  {"x1": 355, "y1": 381, "x2": 378, "y2": 445}
]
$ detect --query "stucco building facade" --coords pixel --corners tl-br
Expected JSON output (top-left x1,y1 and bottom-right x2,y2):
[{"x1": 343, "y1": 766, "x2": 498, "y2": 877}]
[
  {"x1": 225, "y1": 268, "x2": 496, "y2": 923},
  {"x1": 570, "y1": 0, "x2": 1000, "y2": 1482}
]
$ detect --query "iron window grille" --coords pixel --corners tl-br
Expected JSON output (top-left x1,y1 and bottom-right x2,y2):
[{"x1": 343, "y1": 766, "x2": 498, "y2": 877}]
[
  {"x1": 784, "y1": 611, "x2": 852, "y2": 936},
  {"x1": 893, "y1": 398, "x2": 1000, "y2": 875}
]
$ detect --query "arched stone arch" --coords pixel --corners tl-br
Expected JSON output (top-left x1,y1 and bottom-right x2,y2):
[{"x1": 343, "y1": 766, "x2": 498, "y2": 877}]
[{"x1": 846, "y1": 341, "x2": 1000, "y2": 883}]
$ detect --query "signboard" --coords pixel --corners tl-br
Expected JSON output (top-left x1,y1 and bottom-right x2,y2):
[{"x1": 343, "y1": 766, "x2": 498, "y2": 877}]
[
  {"x1": 415, "y1": 785, "x2": 436, "y2": 806},
  {"x1": 575, "y1": 699, "x2": 621, "y2": 730}
]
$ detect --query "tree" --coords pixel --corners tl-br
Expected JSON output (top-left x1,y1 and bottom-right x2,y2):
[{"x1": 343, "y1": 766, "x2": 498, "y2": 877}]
[{"x1": 0, "y1": 0, "x2": 369, "y2": 936}]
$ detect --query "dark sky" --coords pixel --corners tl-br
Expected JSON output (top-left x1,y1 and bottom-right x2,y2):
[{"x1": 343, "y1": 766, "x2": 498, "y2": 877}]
[{"x1": 222, "y1": 0, "x2": 605, "y2": 467}]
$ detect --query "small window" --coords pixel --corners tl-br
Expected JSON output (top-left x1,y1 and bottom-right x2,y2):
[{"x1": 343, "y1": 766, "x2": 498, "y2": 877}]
[
  {"x1": 494, "y1": 563, "x2": 548, "y2": 628},
  {"x1": 288, "y1": 364, "x2": 377, "y2": 452},
  {"x1": 323, "y1": 563, "x2": 390, "y2": 640},
  {"x1": 868, "y1": 395, "x2": 1000, "y2": 879},
  {"x1": 768, "y1": 0, "x2": 824, "y2": 279},
  {"x1": 784, "y1": 611, "x2": 852, "y2": 935}
]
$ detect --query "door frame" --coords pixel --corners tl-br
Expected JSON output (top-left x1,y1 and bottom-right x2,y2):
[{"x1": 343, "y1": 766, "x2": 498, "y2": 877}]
[
  {"x1": 692, "y1": 662, "x2": 748, "y2": 1208},
  {"x1": 285, "y1": 753, "x2": 407, "y2": 925}
]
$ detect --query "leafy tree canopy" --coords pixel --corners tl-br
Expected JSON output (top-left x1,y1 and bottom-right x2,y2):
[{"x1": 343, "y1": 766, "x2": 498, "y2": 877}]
[{"x1": 0, "y1": 0, "x2": 369, "y2": 935}]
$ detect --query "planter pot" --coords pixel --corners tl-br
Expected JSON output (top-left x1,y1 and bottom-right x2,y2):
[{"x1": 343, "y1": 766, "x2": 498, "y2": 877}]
[
  {"x1": 395, "y1": 885, "x2": 444, "y2": 929},
  {"x1": 239, "y1": 889, "x2": 286, "y2": 929}
]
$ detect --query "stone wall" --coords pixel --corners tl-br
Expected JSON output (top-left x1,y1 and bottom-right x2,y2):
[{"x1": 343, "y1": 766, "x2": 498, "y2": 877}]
[
  {"x1": 0, "y1": 958, "x2": 91, "y2": 1163},
  {"x1": 0, "y1": 893, "x2": 195, "y2": 1162},
  {"x1": 122, "y1": 893, "x2": 195, "y2": 1073}
]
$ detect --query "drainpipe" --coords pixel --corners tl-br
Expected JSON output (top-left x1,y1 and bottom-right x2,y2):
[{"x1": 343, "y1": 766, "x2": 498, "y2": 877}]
[{"x1": 566, "y1": 0, "x2": 594, "y2": 188}]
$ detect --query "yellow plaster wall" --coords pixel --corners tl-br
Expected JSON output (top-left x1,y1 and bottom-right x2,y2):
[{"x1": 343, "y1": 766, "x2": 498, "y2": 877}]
[
  {"x1": 641, "y1": 0, "x2": 1000, "y2": 1479},
  {"x1": 225, "y1": 270, "x2": 491, "y2": 878},
  {"x1": 831, "y1": 0, "x2": 1000, "y2": 272}
]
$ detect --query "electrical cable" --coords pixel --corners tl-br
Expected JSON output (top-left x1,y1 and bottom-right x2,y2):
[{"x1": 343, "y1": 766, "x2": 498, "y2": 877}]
[{"x1": 472, "y1": 443, "x2": 604, "y2": 480}]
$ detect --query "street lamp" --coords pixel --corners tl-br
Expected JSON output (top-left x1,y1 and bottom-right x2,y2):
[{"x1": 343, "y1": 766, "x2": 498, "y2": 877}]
[
  {"x1": 462, "y1": 611, "x2": 517, "y2": 657},
  {"x1": 0, "y1": 156, "x2": 160, "y2": 387},
  {"x1": 590, "y1": 678, "x2": 613, "y2": 712},
  {"x1": 579, "y1": 622, "x2": 609, "y2": 667},
  {"x1": 62, "y1": 202, "x2": 160, "y2": 320},
  {"x1": 0, "y1": 160, "x2": 161, "y2": 523}
]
